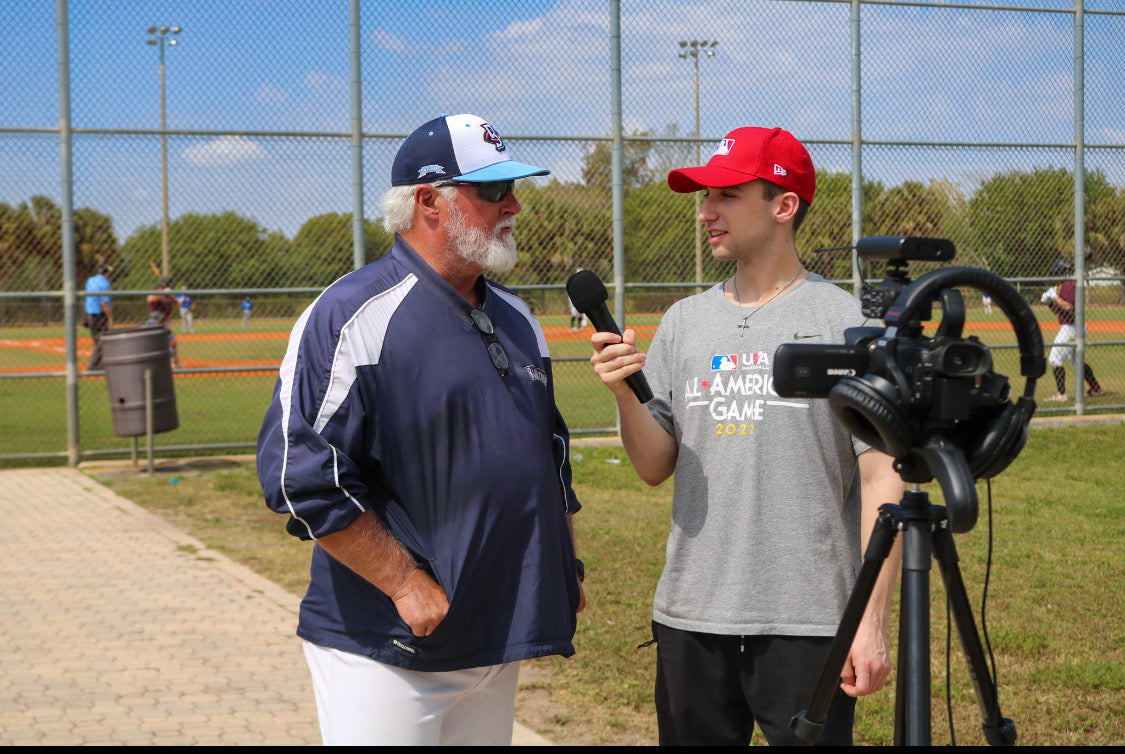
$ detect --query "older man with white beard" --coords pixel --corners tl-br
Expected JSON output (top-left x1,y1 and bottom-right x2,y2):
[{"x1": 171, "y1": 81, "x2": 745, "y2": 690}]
[{"x1": 258, "y1": 114, "x2": 585, "y2": 746}]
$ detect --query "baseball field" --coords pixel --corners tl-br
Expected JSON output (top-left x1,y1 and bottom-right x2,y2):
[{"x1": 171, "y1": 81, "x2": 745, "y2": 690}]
[{"x1": 1, "y1": 307, "x2": 1122, "y2": 460}]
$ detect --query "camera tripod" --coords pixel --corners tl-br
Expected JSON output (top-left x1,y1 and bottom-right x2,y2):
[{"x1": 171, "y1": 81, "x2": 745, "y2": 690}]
[{"x1": 790, "y1": 488, "x2": 1018, "y2": 746}]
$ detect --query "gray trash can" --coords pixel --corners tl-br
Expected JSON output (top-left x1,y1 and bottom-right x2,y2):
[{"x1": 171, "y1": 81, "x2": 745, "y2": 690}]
[{"x1": 102, "y1": 325, "x2": 179, "y2": 437}]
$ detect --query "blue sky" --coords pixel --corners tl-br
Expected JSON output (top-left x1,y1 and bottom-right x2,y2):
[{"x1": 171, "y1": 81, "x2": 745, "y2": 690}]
[{"x1": 2, "y1": 0, "x2": 1123, "y2": 240}]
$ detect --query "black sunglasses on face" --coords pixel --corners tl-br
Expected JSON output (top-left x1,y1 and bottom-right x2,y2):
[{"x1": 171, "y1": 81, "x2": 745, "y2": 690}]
[
  {"x1": 434, "y1": 179, "x2": 515, "y2": 203},
  {"x1": 470, "y1": 308, "x2": 510, "y2": 377}
]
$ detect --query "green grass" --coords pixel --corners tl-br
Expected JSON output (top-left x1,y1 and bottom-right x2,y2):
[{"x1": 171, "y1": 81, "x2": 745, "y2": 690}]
[
  {"x1": 2, "y1": 306, "x2": 1122, "y2": 463},
  {"x1": 0, "y1": 316, "x2": 662, "y2": 460},
  {"x1": 85, "y1": 423, "x2": 1125, "y2": 746},
  {"x1": 0, "y1": 372, "x2": 280, "y2": 457}
]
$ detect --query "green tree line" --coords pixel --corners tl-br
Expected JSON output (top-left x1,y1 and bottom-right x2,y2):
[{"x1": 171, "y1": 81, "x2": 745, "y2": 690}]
[{"x1": 2, "y1": 162, "x2": 1124, "y2": 297}]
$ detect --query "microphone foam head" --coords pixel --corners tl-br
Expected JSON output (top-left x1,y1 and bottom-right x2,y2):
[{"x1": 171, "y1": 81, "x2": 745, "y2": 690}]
[{"x1": 566, "y1": 269, "x2": 608, "y2": 312}]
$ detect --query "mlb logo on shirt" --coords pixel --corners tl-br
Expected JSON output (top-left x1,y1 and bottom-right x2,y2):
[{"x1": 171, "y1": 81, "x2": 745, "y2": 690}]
[{"x1": 711, "y1": 354, "x2": 738, "y2": 371}]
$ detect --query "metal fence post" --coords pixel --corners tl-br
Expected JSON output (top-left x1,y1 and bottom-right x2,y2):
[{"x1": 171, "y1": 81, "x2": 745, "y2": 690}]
[
  {"x1": 57, "y1": 0, "x2": 80, "y2": 466},
  {"x1": 145, "y1": 368, "x2": 154, "y2": 476},
  {"x1": 349, "y1": 0, "x2": 365, "y2": 272},
  {"x1": 850, "y1": 0, "x2": 864, "y2": 297},
  {"x1": 1073, "y1": 0, "x2": 1087, "y2": 415},
  {"x1": 610, "y1": 0, "x2": 624, "y2": 438}
]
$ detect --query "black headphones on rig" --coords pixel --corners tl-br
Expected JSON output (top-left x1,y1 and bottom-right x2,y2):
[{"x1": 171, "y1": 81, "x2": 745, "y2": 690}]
[{"x1": 828, "y1": 267, "x2": 1046, "y2": 532}]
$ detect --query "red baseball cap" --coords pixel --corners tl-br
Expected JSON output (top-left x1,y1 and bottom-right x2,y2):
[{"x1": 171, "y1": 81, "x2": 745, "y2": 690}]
[{"x1": 667, "y1": 126, "x2": 816, "y2": 205}]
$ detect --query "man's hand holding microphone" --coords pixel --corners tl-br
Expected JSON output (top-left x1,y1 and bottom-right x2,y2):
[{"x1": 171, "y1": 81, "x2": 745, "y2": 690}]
[
  {"x1": 568, "y1": 270, "x2": 678, "y2": 486},
  {"x1": 566, "y1": 270, "x2": 652, "y2": 405}
]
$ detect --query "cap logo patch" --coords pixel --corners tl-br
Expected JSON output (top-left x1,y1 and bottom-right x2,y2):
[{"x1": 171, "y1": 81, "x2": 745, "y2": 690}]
[
  {"x1": 773, "y1": 164, "x2": 788, "y2": 176},
  {"x1": 417, "y1": 164, "x2": 446, "y2": 178},
  {"x1": 480, "y1": 122, "x2": 506, "y2": 152},
  {"x1": 714, "y1": 138, "x2": 734, "y2": 156}
]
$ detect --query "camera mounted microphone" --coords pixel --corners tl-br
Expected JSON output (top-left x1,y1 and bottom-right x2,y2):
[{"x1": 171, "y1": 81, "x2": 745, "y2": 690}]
[{"x1": 566, "y1": 270, "x2": 654, "y2": 404}]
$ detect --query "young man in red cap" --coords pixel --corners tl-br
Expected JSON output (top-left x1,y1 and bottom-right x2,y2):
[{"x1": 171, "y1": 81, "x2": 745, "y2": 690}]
[{"x1": 586, "y1": 126, "x2": 903, "y2": 745}]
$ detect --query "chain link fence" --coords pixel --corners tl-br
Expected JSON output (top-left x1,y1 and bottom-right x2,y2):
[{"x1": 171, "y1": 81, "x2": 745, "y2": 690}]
[{"x1": 1, "y1": 0, "x2": 1123, "y2": 463}]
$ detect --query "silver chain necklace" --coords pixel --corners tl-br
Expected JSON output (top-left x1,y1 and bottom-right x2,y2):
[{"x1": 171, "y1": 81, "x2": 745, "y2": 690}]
[{"x1": 733, "y1": 268, "x2": 801, "y2": 336}]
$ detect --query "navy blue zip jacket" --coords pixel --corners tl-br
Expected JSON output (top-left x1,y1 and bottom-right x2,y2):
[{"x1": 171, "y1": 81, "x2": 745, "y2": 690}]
[{"x1": 257, "y1": 236, "x2": 581, "y2": 672}]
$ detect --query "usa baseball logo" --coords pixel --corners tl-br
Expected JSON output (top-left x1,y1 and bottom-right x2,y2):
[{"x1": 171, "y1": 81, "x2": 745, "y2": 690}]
[{"x1": 481, "y1": 122, "x2": 507, "y2": 152}]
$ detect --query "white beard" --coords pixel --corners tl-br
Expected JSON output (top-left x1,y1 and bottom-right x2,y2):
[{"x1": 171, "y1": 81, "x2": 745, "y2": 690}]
[{"x1": 447, "y1": 205, "x2": 518, "y2": 274}]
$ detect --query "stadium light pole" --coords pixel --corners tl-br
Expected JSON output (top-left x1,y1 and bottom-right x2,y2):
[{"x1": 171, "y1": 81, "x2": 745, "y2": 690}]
[
  {"x1": 147, "y1": 25, "x2": 182, "y2": 278},
  {"x1": 678, "y1": 39, "x2": 718, "y2": 289}
]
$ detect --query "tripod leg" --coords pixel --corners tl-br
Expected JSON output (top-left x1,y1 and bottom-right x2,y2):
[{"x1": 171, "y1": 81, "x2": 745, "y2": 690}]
[
  {"x1": 932, "y1": 525, "x2": 1018, "y2": 745},
  {"x1": 897, "y1": 515, "x2": 933, "y2": 746},
  {"x1": 791, "y1": 506, "x2": 899, "y2": 744}
]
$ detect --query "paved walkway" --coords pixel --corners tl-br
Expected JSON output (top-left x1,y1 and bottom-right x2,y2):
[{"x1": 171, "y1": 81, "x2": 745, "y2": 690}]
[{"x1": 0, "y1": 467, "x2": 552, "y2": 746}]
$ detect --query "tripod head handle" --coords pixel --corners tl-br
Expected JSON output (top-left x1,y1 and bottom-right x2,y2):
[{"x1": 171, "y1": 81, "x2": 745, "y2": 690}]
[{"x1": 900, "y1": 434, "x2": 977, "y2": 534}]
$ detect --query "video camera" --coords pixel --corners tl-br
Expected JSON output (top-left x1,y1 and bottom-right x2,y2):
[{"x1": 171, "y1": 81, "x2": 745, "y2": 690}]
[
  {"x1": 773, "y1": 236, "x2": 1046, "y2": 533},
  {"x1": 774, "y1": 237, "x2": 998, "y2": 408}
]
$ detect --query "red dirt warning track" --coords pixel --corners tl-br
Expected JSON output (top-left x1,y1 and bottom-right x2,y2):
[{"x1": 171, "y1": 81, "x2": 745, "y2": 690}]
[{"x1": 2, "y1": 320, "x2": 1122, "y2": 376}]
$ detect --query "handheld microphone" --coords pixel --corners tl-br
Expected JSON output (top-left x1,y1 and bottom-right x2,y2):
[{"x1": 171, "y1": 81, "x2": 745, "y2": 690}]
[{"x1": 566, "y1": 270, "x2": 653, "y2": 404}]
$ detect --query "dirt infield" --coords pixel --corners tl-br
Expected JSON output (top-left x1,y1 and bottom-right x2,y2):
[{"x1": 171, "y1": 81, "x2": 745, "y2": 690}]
[
  {"x1": 1, "y1": 325, "x2": 656, "y2": 373},
  {"x1": 2, "y1": 320, "x2": 1123, "y2": 375}
]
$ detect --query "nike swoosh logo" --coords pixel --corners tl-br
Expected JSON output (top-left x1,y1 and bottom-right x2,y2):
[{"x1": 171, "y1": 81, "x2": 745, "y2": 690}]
[{"x1": 793, "y1": 333, "x2": 821, "y2": 340}]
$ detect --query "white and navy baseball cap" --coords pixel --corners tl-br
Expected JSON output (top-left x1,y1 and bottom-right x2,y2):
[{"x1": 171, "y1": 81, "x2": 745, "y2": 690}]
[{"x1": 391, "y1": 113, "x2": 549, "y2": 186}]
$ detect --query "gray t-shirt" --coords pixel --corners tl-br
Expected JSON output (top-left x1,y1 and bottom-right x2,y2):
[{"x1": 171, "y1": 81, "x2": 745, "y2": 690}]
[{"x1": 645, "y1": 274, "x2": 872, "y2": 636}]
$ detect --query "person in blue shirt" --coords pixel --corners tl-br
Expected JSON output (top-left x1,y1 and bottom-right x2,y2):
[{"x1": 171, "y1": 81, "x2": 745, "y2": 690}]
[
  {"x1": 83, "y1": 263, "x2": 114, "y2": 370},
  {"x1": 257, "y1": 114, "x2": 585, "y2": 746},
  {"x1": 177, "y1": 288, "x2": 195, "y2": 334},
  {"x1": 240, "y1": 297, "x2": 252, "y2": 325}
]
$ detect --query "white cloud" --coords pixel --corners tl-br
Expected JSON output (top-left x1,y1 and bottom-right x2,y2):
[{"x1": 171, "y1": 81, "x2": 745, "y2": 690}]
[
  {"x1": 182, "y1": 136, "x2": 268, "y2": 167},
  {"x1": 303, "y1": 70, "x2": 347, "y2": 92},
  {"x1": 499, "y1": 18, "x2": 543, "y2": 39},
  {"x1": 371, "y1": 27, "x2": 468, "y2": 60},
  {"x1": 303, "y1": 70, "x2": 330, "y2": 88},
  {"x1": 372, "y1": 28, "x2": 407, "y2": 53},
  {"x1": 255, "y1": 83, "x2": 288, "y2": 106},
  {"x1": 1092, "y1": 127, "x2": 1125, "y2": 143}
]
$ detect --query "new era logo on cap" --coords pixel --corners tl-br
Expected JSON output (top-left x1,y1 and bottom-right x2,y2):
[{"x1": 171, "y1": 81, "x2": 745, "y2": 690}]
[
  {"x1": 667, "y1": 126, "x2": 816, "y2": 205},
  {"x1": 392, "y1": 114, "x2": 549, "y2": 186}
]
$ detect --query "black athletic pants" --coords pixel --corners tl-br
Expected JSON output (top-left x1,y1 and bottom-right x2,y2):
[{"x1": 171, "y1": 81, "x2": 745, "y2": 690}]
[
  {"x1": 652, "y1": 621, "x2": 856, "y2": 746},
  {"x1": 85, "y1": 312, "x2": 108, "y2": 370}
]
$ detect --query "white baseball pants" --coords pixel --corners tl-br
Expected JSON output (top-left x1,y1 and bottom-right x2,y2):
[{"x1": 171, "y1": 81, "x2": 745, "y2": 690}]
[{"x1": 302, "y1": 640, "x2": 520, "y2": 746}]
